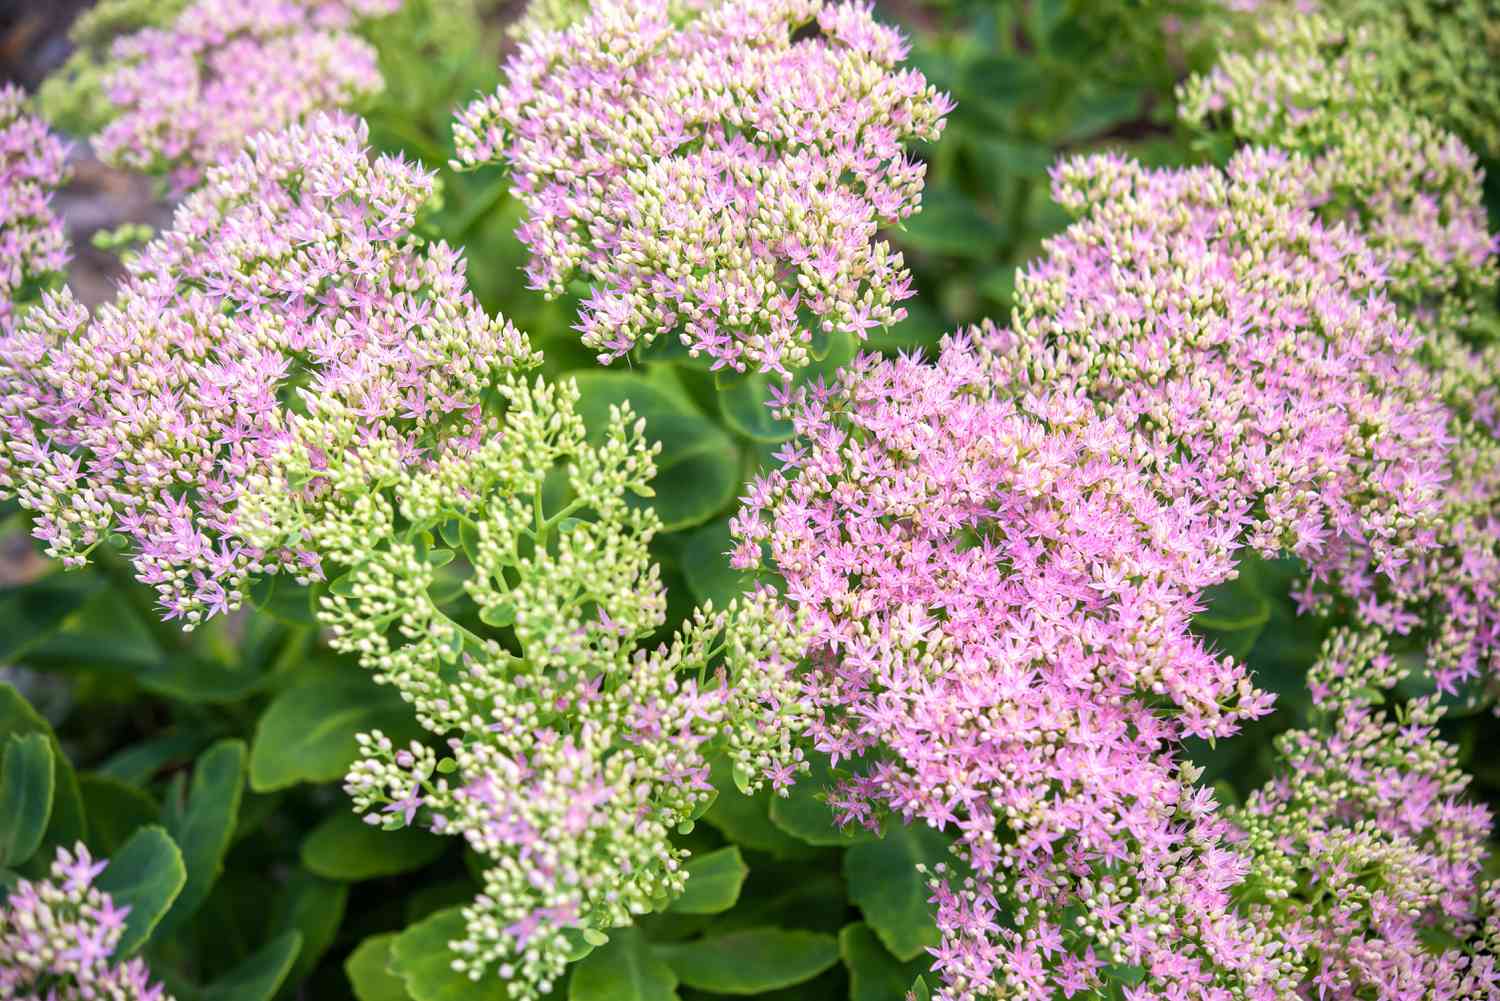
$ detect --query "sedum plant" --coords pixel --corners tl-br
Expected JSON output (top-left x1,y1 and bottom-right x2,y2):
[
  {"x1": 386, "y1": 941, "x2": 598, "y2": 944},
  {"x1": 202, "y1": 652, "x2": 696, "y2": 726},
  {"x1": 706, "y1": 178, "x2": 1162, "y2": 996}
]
[
  {"x1": 237, "y1": 374, "x2": 808, "y2": 998},
  {"x1": 0, "y1": 86, "x2": 70, "y2": 333},
  {"x1": 0, "y1": 1, "x2": 1496, "y2": 1000},
  {"x1": 0, "y1": 113, "x2": 535, "y2": 627},
  {"x1": 38, "y1": 0, "x2": 399, "y2": 193},
  {"x1": 453, "y1": 0, "x2": 952, "y2": 375},
  {"x1": 1229, "y1": 626, "x2": 1500, "y2": 999},
  {"x1": 1182, "y1": 2, "x2": 1500, "y2": 694}
]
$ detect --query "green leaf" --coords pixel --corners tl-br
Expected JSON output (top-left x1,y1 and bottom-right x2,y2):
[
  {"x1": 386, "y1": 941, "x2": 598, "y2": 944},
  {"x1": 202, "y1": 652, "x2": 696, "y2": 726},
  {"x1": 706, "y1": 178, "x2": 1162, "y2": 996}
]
[
  {"x1": 201, "y1": 930, "x2": 302, "y2": 1001},
  {"x1": 247, "y1": 575, "x2": 320, "y2": 626},
  {"x1": 135, "y1": 656, "x2": 267, "y2": 704},
  {"x1": 668, "y1": 846, "x2": 747, "y2": 914},
  {"x1": 0, "y1": 571, "x2": 104, "y2": 662},
  {"x1": 570, "y1": 927, "x2": 680, "y2": 1001},
  {"x1": 718, "y1": 371, "x2": 795, "y2": 443},
  {"x1": 390, "y1": 906, "x2": 510, "y2": 1001},
  {"x1": 0, "y1": 733, "x2": 54, "y2": 867},
  {"x1": 711, "y1": 870, "x2": 847, "y2": 937},
  {"x1": 156, "y1": 740, "x2": 246, "y2": 938},
  {"x1": 249, "y1": 674, "x2": 423, "y2": 792},
  {"x1": 1193, "y1": 554, "x2": 1273, "y2": 661},
  {"x1": 676, "y1": 517, "x2": 747, "y2": 611},
  {"x1": 346, "y1": 933, "x2": 414, "y2": 1001},
  {"x1": 896, "y1": 188, "x2": 1006, "y2": 259},
  {"x1": 571, "y1": 371, "x2": 740, "y2": 531},
  {"x1": 79, "y1": 774, "x2": 159, "y2": 855},
  {"x1": 21, "y1": 588, "x2": 160, "y2": 671},
  {"x1": 478, "y1": 601, "x2": 516, "y2": 628},
  {"x1": 653, "y1": 928, "x2": 839, "y2": 995},
  {"x1": 844, "y1": 823, "x2": 950, "y2": 961},
  {"x1": 96, "y1": 727, "x2": 211, "y2": 786},
  {"x1": 0, "y1": 683, "x2": 85, "y2": 849},
  {"x1": 701, "y1": 756, "x2": 817, "y2": 860},
  {"x1": 768, "y1": 754, "x2": 875, "y2": 847},
  {"x1": 273, "y1": 872, "x2": 349, "y2": 984},
  {"x1": 300, "y1": 811, "x2": 446, "y2": 881},
  {"x1": 95, "y1": 825, "x2": 187, "y2": 957},
  {"x1": 839, "y1": 923, "x2": 931, "y2": 1001}
]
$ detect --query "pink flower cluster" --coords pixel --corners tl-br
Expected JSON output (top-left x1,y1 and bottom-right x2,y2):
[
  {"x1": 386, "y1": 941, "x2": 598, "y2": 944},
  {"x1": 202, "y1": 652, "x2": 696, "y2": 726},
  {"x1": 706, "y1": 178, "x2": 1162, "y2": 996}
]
[
  {"x1": 732, "y1": 332, "x2": 1281, "y2": 998},
  {"x1": 1182, "y1": 3, "x2": 1500, "y2": 691},
  {"x1": 94, "y1": 0, "x2": 399, "y2": 192},
  {"x1": 453, "y1": 0, "x2": 951, "y2": 375},
  {"x1": 0, "y1": 113, "x2": 536, "y2": 627},
  {"x1": 0, "y1": 85, "x2": 70, "y2": 332},
  {"x1": 1005, "y1": 147, "x2": 1451, "y2": 585},
  {"x1": 0, "y1": 843, "x2": 173, "y2": 1001},
  {"x1": 1233, "y1": 627, "x2": 1500, "y2": 999},
  {"x1": 733, "y1": 141, "x2": 1498, "y2": 996}
]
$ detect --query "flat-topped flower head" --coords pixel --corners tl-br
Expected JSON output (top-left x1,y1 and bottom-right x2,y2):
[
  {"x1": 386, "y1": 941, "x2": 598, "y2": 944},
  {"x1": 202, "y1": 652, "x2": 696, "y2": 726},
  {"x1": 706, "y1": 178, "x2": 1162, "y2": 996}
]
[
  {"x1": 0, "y1": 842, "x2": 174, "y2": 1001},
  {"x1": 238, "y1": 375, "x2": 805, "y2": 999},
  {"x1": 0, "y1": 85, "x2": 71, "y2": 331},
  {"x1": 0, "y1": 113, "x2": 539, "y2": 627},
  {"x1": 454, "y1": 0, "x2": 951, "y2": 375},
  {"x1": 88, "y1": 0, "x2": 399, "y2": 192},
  {"x1": 732, "y1": 331, "x2": 1279, "y2": 999},
  {"x1": 1183, "y1": 4, "x2": 1500, "y2": 691},
  {"x1": 1231, "y1": 627, "x2": 1500, "y2": 998},
  {"x1": 1000, "y1": 147, "x2": 1452, "y2": 584}
]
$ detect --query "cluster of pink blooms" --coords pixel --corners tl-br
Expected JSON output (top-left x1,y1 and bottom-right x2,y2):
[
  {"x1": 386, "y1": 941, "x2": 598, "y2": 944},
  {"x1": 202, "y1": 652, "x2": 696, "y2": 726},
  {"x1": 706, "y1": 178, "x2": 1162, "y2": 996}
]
[
  {"x1": 0, "y1": 85, "x2": 70, "y2": 332},
  {"x1": 453, "y1": 0, "x2": 952, "y2": 375},
  {"x1": 1181, "y1": 3, "x2": 1500, "y2": 692},
  {"x1": 0, "y1": 843, "x2": 173, "y2": 1001},
  {"x1": 0, "y1": 113, "x2": 536, "y2": 627},
  {"x1": 1231, "y1": 627, "x2": 1499, "y2": 999},
  {"x1": 733, "y1": 331, "x2": 1284, "y2": 998},
  {"x1": 734, "y1": 324, "x2": 1500, "y2": 998},
  {"x1": 732, "y1": 130, "x2": 1500, "y2": 993},
  {"x1": 1002, "y1": 147, "x2": 1451, "y2": 581},
  {"x1": 93, "y1": 0, "x2": 399, "y2": 192}
]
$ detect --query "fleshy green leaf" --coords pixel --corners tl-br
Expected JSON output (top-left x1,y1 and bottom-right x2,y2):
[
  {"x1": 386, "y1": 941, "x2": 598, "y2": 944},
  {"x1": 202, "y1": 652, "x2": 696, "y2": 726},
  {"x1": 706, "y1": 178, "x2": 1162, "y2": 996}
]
[
  {"x1": 1193, "y1": 554, "x2": 1273, "y2": 660},
  {"x1": 0, "y1": 733, "x2": 54, "y2": 867},
  {"x1": 300, "y1": 811, "x2": 446, "y2": 881},
  {"x1": 201, "y1": 930, "x2": 303, "y2": 1001},
  {"x1": 95, "y1": 825, "x2": 187, "y2": 957},
  {"x1": 0, "y1": 683, "x2": 85, "y2": 849},
  {"x1": 768, "y1": 753, "x2": 875, "y2": 847},
  {"x1": 390, "y1": 906, "x2": 510, "y2": 1001},
  {"x1": 571, "y1": 371, "x2": 740, "y2": 531},
  {"x1": 668, "y1": 846, "x2": 747, "y2": 914},
  {"x1": 247, "y1": 574, "x2": 320, "y2": 626},
  {"x1": 79, "y1": 774, "x2": 159, "y2": 855},
  {"x1": 840, "y1": 922, "x2": 931, "y2": 1001},
  {"x1": 717, "y1": 371, "x2": 795, "y2": 443},
  {"x1": 134, "y1": 656, "x2": 267, "y2": 704},
  {"x1": 844, "y1": 823, "x2": 950, "y2": 961},
  {"x1": 274, "y1": 872, "x2": 350, "y2": 984},
  {"x1": 702, "y1": 756, "x2": 818, "y2": 861},
  {"x1": 570, "y1": 926, "x2": 680, "y2": 1001},
  {"x1": 249, "y1": 674, "x2": 424, "y2": 792},
  {"x1": 346, "y1": 933, "x2": 413, "y2": 1001},
  {"x1": 896, "y1": 188, "x2": 1007, "y2": 259},
  {"x1": 155, "y1": 739, "x2": 246, "y2": 937},
  {"x1": 652, "y1": 928, "x2": 839, "y2": 995},
  {"x1": 0, "y1": 572, "x2": 104, "y2": 662},
  {"x1": 675, "y1": 517, "x2": 747, "y2": 611}
]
